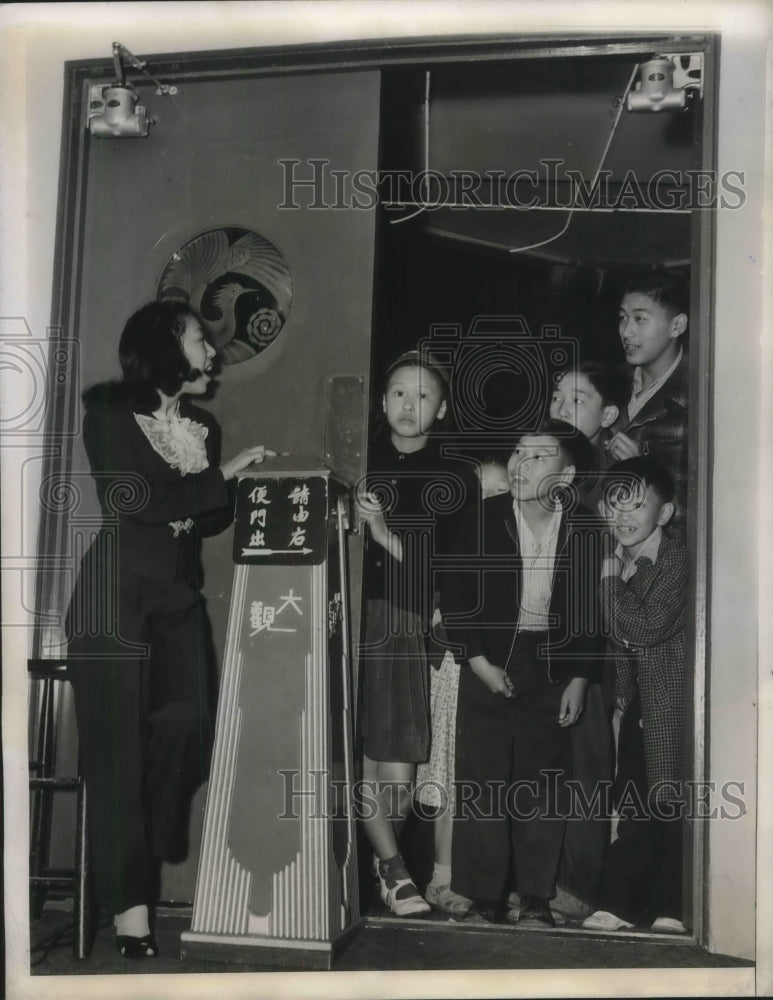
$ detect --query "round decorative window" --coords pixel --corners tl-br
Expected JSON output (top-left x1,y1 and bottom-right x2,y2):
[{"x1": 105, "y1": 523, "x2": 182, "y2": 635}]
[{"x1": 157, "y1": 227, "x2": 293, "y2": 366}]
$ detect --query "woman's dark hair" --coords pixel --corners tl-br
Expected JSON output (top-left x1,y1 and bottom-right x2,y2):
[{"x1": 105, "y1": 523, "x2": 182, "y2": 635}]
[{"x1": 117, "y1": 299, "x2": 203, "y2": 410}]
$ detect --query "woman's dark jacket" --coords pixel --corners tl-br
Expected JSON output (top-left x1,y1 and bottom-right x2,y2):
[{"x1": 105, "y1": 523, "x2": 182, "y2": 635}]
[{"x1": 77, "y1": 385, "x2": 231, "y2": 586}]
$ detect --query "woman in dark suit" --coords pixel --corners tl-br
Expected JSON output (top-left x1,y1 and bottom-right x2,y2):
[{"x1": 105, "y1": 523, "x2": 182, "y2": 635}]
[{"x1": 66, "y1": 299, "x2": 274, "y2": 958}]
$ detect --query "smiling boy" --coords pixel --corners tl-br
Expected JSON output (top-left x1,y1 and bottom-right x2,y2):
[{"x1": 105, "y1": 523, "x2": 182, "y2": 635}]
[
  {"x1": 608, "y1": 269, "x2": 689, "y2": 532},
  {"x1": 441, "y1": 420, "x2": 604, "y2": 927},
  {"x1": 583, "y1": 456, "x2": 689, "y2": 933}
]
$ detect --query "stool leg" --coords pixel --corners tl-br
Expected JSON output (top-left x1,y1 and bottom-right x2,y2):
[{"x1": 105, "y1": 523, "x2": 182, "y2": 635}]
[
  {"x1": 30, "y1": 677, "x2": 55, "y2": 919},
  {"x1": 73, "y1": 779, "x2": 92, "y2": 959}
]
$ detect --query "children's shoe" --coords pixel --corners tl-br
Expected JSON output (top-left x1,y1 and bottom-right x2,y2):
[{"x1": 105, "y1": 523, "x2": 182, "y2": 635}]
[
  {"x1": 506, "y1": 892, "x2": 567, "y2": 926},
  {"x1": 379, "y1": 874, "x2": 431, "y2": 916},
  {"x1": 506, "y1": 902, "x2": 566, "y2": 926},
  {"x1": 651, "y1": 916, "x2": 688, "y2": 934},
  {"x1": 377, "y1": 860, "x2": 430, "y2": 917},
  {"x1": 512, "y1": 895, "x2": 556, "y2": 928},
  {"x1": 551, "y1": 885, "x2": 593, "y2": 921},
  {"x1": 581, "y1": 909, "x2": 635, "y2": 931},
  {"x1": 465, "y1": 899, "x2": 505, "y2": 924},
  {"x1": 424, "y1": 882, "x2": 472, "y2": 915}
]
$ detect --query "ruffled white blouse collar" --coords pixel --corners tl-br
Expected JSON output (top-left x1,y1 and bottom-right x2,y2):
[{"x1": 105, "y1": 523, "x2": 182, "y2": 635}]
[{"x1": 134, "y1": 403, "x2": 209, "y2": 475}]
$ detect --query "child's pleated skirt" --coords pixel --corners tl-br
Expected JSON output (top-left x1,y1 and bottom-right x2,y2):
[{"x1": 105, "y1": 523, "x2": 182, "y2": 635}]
[{"x1": 359, "y1": 598, "x2": 430, "y2": 763}]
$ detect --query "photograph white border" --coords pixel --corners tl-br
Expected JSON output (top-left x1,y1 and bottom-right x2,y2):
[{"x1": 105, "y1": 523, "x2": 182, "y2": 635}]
[{"x1": 1, "y1": 2, "x2": 770, "y2": 997}]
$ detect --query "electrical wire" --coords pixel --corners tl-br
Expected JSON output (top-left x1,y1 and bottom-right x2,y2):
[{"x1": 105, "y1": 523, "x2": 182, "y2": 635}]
[
  {"x1": 392, "y1": 70, "x2": 433, "y2": 225},
  {"x1": 507, "y1": 61, "x2": 640, "y2": 254},
  {"x1": 388, "y1": 60, "x2": 643, "y2": 252}
]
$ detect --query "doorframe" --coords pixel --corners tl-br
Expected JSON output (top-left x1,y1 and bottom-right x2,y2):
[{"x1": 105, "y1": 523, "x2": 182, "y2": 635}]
[{"x1": 39, "y1": 29, "x2": 718, "y2": 945}]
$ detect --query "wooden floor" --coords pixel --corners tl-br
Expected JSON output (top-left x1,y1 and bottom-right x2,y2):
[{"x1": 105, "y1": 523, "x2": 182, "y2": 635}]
[{"x1": 29, "y1": 901, "x2": 753, "y2": 979}]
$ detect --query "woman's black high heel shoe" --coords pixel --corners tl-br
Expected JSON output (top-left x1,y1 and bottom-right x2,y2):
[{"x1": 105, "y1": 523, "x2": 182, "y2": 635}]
[{"x1": 116, "y1": 933, "x2": 159, "y2": 959}]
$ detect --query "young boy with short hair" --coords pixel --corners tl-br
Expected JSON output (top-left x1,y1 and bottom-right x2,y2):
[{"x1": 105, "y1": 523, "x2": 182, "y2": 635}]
[
  {"x1": 441, "y1": 419, "x2": 604, "y2": 927},
  {"x1": 550, "y1": 360, "x2": 631, "y2": 449},
  {"x1": 583, "y1": 456, "x2": 689, "y2": 934},
  {"x1": 550, "y1": 360, "x2": 631, "y2": 511},
  {"x1": 608, "y1": 268, "x2": 689, "y2": 531}
]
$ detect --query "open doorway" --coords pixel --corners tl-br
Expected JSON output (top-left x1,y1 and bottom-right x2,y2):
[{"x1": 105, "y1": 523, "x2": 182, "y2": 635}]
[
  {"x1": 32, "y1": 31, "x2": 716, "y2": 964},
  {"x1": 359, "y1": 45, "x2": 712, "y2": 939}
]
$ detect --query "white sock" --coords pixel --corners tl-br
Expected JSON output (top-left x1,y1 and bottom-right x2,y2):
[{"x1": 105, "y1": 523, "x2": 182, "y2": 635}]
[
  {"x1": 429, "y1": 863, "x2": 452, "y2": 888},
  {"x1": 114, "y1": 904, "x2": 150, "y2": 938}
]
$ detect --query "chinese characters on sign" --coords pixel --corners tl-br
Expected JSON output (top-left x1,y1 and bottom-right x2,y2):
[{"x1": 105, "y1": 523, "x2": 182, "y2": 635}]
[
  {"x1": 248, "y1": 588, "x2": 304, "y2": 636},
  {"x1": 288, "y1": 484, "x2": 310, "y2": 549},
  {"x1": 234, "y1": 476, "x2": 328, "y2": 565}
]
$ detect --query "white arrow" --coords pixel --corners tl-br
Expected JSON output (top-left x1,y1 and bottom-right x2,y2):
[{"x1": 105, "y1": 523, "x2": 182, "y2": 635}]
[{"x1": 242, "y1": 547, "x2": 314, "y2": 556}]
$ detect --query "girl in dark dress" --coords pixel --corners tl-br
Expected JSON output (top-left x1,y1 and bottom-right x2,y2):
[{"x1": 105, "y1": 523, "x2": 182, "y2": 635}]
[
  {"x1": 356, "y1": 350, "x2": 475, "y2": 916},
  {"x1": 66, "y1": 300, "x2": 276, "y2": 958}
]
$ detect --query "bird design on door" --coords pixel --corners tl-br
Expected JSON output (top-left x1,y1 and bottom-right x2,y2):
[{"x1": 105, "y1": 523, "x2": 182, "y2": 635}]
[{"x1": 158, "y1": 227, "x2": 293, "y2": 365}]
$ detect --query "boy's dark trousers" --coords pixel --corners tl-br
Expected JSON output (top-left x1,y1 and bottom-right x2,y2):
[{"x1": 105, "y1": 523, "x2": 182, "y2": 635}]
[
  {"x1": 451, "y1": 632, "x2": 570, "y2": 904},
  {"x1": 597, "y1": 691, "x2": 683, "y2": 923}
]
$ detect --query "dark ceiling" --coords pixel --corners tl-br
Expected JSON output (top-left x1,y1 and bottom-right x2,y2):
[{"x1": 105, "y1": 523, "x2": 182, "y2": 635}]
[
  {"x1": 387, "y1": 52, "x2": 701, "y2": 266},
  {"x1": 422, "y1": 207, "x2": 692, "y2": 267}
]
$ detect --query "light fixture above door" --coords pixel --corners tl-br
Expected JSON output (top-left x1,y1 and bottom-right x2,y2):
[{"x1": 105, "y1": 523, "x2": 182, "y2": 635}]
[{"x1": 87, "y1": 41, "x2": 177, "y2": 137}]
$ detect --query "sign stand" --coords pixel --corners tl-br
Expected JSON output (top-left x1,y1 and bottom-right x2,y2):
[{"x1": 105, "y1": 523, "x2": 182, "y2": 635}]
[{"x1": 181, "y1": 459, "x2": 360, "y2": 968}]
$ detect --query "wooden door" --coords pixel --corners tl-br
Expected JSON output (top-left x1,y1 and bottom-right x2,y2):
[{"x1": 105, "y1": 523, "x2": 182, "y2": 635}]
[{"x1": 58, "y1": 67, "x2": 380, "y2": 900}]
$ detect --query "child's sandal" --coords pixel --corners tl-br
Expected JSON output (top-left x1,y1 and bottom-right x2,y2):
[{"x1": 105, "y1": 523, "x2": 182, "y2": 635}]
[{"x1": 379, "y1": 873, "x2": 431, "y2": 917}]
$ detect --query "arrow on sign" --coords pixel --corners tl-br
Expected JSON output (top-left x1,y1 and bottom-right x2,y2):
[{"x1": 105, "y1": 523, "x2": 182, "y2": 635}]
[{"x1": 242, "y1": 547, "x2": 314, "y2": 556}]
